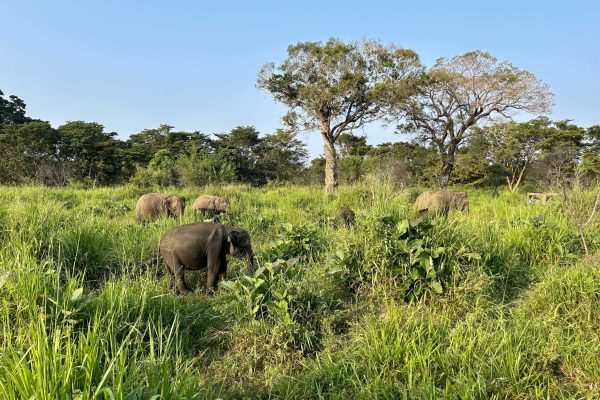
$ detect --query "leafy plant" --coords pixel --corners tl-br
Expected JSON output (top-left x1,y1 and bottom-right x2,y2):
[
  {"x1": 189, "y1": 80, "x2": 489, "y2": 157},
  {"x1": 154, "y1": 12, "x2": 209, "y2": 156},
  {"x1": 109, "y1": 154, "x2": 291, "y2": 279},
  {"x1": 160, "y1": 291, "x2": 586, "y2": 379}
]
[
  {"x1": 262, "y1": 223, "x2": 325, "y2": 262},
  {"x1": 221, "y1": 258, "x2": 300, "y2": 323}
]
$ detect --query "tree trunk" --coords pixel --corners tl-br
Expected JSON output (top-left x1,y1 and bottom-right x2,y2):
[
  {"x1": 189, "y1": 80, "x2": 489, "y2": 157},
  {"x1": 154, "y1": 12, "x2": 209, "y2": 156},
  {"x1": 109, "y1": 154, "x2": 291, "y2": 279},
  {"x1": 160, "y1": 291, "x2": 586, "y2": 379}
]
[
  {"x1": 439, "y1": 159, "x2": 454, "y2": 188},
  {"x1": 507, "y1": 163, "x2": 527, "y2": 192},
  {"x1": 438, "y1": 145, "x2": 456, "y2": 188},
  {"x1": 323, "y1": 136, "x2": 338, "y2": 193}
]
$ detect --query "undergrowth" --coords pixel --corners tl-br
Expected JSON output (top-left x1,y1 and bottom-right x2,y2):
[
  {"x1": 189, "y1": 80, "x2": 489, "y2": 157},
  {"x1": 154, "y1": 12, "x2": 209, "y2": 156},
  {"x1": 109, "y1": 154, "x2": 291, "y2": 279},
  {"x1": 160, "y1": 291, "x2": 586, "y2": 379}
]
[{"x1": 0, "y1": 184, "x2": 598, "y2": 399}]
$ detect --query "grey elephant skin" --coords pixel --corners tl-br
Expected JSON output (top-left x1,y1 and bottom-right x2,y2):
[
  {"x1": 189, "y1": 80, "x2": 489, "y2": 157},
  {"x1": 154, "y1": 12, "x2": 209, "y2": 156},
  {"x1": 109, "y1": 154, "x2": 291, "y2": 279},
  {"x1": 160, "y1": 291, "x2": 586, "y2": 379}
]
[
  {"x1": 337, "y1": 207, "x2": 356, "y2": 227},
  {"x1": 159, "y1": 222, "x2": 254, "y2": 295},
  {"x1": 192, "y1": 195, "x2": 231, "y2": 217},
  {"x1": 414, "y1": 190, "x2": 469, "y2": 217},
  {"x1": 135, "y1": 193, "x2": 186, "y2": 223}
]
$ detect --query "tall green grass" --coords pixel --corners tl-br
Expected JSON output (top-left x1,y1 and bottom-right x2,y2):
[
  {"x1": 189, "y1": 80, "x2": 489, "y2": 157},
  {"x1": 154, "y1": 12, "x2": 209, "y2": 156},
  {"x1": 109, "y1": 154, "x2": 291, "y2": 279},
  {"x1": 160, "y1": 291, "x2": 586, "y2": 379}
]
[{"x1": 0, "y1": 184, "x2": 598, "y2": 398}]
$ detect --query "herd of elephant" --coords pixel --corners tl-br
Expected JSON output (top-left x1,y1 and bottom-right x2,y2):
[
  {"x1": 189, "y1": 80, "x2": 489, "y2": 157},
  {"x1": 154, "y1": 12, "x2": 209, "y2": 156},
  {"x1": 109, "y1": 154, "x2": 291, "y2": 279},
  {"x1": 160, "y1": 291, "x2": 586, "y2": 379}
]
[{"x1": 133, "y1": 190, "x2": 468, "y2": 295}]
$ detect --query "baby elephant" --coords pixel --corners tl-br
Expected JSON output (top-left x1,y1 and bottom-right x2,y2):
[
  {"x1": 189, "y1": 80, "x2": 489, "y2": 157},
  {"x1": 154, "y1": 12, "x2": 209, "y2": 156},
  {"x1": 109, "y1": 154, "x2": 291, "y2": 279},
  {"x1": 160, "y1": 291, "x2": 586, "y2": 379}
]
[
  {"x1": 337, "y1": 207, "x2": 356, "y2": 227},
  {"x1": 192, "y1": 195, "x2": 231, "y2": 218},
  {"x1": 135, "y1": 193, "x2": 186, "y2": 223},
  {"x1": 159, "y1": 222, "x2": 254, "y2": 295},
  {"x1": 414, "y1": 190, "x2": 469, "y2": 217}
]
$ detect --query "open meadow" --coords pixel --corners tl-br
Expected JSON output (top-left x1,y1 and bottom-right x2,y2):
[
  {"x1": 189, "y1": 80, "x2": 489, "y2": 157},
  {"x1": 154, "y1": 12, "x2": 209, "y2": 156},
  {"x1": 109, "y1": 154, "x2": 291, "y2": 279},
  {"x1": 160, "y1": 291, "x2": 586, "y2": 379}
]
[{"x1": 0, "y1": 184, "x2": 598, "y2": 399}]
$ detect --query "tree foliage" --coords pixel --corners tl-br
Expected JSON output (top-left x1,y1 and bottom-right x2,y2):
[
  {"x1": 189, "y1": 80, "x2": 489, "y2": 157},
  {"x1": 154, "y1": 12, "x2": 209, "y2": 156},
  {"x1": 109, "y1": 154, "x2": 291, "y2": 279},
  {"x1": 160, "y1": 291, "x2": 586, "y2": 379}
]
[
  {"x1": 258, "y1": 38, "x2": 422, "y2": 191},
  {"x1": 396, "y1": 51, "x2": 553, "y2": 186},
  {"x1": 0, "y1": 89, "x2": 30, "y2": 129}
]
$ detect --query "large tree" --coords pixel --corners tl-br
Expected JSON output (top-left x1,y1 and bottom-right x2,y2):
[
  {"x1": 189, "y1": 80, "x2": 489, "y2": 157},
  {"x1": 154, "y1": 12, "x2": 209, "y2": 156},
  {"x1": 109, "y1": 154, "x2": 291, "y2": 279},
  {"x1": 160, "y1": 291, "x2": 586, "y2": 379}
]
[
  {"x1": 0, "y1": 89, "x2": 30, "y2": 130},
  {"x1": 258, "y1": 38, "x2": 422, "y2": 192},
  {"x1": 0, "y1": 121, "x2": 59, "y2": 183},
  {"x1": 259, "y1": 129, "x2": 308, "y2": 182},
  {"x1": 396, "y1": 51, "x2": 553, "y2": 187},
  {"x1": 486, "y1": 119, "x2": 547, "y2": 191},
  {"x1": 127, "y1": 124, "x2": 212, "y2": 165},
  {"x1": 58, "y1": 121, "x2": 125, "y2": 184},
  {"x1": 582, "y1": 125, "x2": 600, "y2": 181}
]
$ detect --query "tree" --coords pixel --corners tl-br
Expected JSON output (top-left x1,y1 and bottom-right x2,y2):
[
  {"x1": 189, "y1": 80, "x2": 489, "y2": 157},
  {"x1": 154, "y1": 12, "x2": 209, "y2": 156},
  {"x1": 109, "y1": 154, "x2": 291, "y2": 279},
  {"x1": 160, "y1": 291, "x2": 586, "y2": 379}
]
[
  {"x1": 486, "y1": 119, "x2": 546, "y2": 191},
  {"x1": 0, "y1": 121, "x2": 63, "y2": 184},
  {"x1": 0, "y1": 89, "x2": 30, "y2": 130},
  {"x1": 127, "y1": 124, "x2": 212, "y2": 165},
  {"x1": 259, "y1": 129, "x2": 308, "y2": 182},
  {"x1": 258, "y1": 38, "x2": 422, "y2": 192},
  {"x1": 367, "y1": 141, "x2": 439, "y2": 186},
  {"x1": 58, "y1": 121, "x2": 124, "y2": 184},
  {"x1": 536, "y1": 119, "x2": 585, "y2": 188},
  {"x1": 396, "y1": 51, "x2": 553, "y2": 187},
  {"x1": 485, "y1": 118, "x2": 584, "y2": 190},
  {"x1": 336, "y1": 133, "x2": 371, "y2": 158},
  {"x1": 176, "y1": 149, "x2": 236, "y2": 188},
  {"x1": 214, "y1": 126, "x2": 265, "y2": 185},
  {"x1": 582, "y1": 125, "x2": 600, "y2": 182},
  {"x1": 451, "y1": 129, "x2": 493, "y2": 186}
]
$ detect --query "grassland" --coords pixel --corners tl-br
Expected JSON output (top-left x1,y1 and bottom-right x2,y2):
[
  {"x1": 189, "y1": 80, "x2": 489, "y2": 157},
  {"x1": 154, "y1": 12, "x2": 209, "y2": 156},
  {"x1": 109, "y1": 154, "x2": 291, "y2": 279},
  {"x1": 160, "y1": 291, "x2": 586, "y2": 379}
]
[{"x1": 0, "y1": 184, "x2": 598, "y2": 399}]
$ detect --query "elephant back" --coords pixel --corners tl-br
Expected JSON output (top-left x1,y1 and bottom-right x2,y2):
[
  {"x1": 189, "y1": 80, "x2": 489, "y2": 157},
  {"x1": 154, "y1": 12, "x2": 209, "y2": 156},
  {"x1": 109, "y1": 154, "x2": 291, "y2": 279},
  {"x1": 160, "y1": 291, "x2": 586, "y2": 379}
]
[{"x1": 193, "y1": 195, "x2": 230, "y2": 213}]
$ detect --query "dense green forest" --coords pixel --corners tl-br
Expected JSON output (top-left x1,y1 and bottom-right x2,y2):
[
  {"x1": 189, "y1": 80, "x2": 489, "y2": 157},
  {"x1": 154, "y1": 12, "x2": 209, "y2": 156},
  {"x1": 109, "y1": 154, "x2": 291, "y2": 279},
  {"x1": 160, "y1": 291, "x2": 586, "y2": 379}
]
[{"x1": 2, "y1": 87, "x2": 599, "y2": 191}]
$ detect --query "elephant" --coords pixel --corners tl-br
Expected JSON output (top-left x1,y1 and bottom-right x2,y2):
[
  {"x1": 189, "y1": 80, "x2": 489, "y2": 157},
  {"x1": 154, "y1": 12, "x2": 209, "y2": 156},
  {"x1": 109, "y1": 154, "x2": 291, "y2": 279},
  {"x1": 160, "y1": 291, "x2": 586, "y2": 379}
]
[
  {"x1": 337, "y1": 206, "x2": 356, "y2": 227},
  {"x1": 159, "y1": 222, "x2": 254, "y2": 295},
  {"x1": 413, "y1": 190, "x2": 469, "y2": 217},
  {"x1": 192, "y1": 195, "x2": 231, "y2": 218},
  {"x1": 135, "y1": 193, "x2": 186, "y2": 223}
]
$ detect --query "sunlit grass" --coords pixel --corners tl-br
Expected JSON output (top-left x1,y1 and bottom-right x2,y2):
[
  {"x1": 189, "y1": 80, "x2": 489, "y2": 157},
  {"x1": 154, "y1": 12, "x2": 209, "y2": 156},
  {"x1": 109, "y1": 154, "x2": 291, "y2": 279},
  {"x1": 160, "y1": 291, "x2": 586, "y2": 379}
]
[{"x1": 0, "y1": 184, "x2": 598, "y2": 398}]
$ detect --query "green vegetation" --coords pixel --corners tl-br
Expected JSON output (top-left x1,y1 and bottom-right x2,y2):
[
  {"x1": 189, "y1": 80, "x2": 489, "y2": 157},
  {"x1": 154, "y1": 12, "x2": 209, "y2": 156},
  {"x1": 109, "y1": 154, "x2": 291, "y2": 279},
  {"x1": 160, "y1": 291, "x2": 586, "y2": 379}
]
[{"x1": 1, "y1": 184, "x2": 598, "y2": 399}]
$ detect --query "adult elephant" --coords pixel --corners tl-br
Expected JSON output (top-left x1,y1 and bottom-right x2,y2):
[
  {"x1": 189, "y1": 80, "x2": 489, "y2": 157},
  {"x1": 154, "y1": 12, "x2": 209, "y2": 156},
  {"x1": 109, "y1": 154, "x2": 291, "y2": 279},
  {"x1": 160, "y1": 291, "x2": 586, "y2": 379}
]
[
  {"x1": 159, "y1": 222, "x2": 254, "y2": 295},
  {"x1": 192, "y1": 195, "x2": 231, "y2": 218},
  {"x1": 414, "y1": 190, "x2": 469, "y2": 217},
  {"x1": 135, "y1": 193, "x2": 186, "y2": 223}
]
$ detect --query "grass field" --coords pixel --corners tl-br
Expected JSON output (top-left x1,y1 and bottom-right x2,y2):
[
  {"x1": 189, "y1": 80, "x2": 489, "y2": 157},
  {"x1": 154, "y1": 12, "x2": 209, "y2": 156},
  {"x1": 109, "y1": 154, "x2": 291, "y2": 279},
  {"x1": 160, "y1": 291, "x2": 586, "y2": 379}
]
[{"x1": 0, "y1": 184, "x2": 598, "y2": 399}]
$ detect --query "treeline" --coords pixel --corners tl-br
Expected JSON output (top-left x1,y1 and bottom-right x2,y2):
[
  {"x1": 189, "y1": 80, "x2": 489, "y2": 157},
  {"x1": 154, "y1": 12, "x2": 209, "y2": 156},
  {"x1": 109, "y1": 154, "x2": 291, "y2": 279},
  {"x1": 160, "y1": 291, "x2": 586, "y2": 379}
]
[
  {"x1": 0, "y1": 90, "x2": 308, "y2": 187},
  {"x1": 324, "y1": 118, "x2": 600, "y2": 191},
  {"x1": 1, "y1": 89, "x2": 598, "y2": 190}
]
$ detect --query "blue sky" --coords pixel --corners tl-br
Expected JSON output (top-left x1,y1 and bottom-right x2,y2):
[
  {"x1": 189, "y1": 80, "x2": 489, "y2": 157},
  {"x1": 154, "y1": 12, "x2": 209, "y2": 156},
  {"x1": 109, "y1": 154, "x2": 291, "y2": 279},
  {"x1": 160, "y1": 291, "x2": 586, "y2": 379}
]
[{"x1": 1, "y1": 0, "x2": 598, "y2": 158}]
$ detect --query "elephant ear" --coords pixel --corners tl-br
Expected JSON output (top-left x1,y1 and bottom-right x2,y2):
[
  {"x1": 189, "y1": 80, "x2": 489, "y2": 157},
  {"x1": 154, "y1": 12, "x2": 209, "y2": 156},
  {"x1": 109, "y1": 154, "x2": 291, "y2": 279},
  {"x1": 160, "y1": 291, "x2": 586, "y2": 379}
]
[{"x1": 227, "y1": 230, "x2": 240, "y2": 246}]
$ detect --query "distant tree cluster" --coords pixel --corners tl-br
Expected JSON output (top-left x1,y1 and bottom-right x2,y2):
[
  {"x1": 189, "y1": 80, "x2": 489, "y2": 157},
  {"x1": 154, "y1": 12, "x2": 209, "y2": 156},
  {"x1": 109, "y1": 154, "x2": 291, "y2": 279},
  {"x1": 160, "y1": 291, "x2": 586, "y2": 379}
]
[
  {"x1": 2, "y1": 37, "x2": 599, "y2": 190},
  {"x1": 0, "y1": 90, "x2": 307, "y2": 187}
]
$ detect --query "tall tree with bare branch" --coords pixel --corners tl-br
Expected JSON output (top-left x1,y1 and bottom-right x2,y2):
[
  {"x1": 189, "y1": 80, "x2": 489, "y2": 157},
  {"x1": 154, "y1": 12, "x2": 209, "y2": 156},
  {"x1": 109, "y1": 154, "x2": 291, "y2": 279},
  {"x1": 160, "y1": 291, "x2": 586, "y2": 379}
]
[
  {"x1": 396, "y1": 51, "x2": 553, "y2": 187},
  {"x1": 257, "y1": 38, "x2": 422, "y2": 192}
]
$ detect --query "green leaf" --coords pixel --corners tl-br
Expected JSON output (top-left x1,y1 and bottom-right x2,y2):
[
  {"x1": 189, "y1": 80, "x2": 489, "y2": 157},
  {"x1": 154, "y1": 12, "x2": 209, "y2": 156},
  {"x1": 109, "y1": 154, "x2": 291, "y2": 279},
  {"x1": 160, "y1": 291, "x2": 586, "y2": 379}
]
[
  {"x1": 70, "y1": 287, "x2": 84, "y2": 302},
  {"x1": 396, "y1": 219, "x2": 410, "y2": 235},
  {"x1": 410, "y1": 268, "x2": 421, "y2": 280},
  {"x1": 254, "y1": 266, "x2": 267, "y2": 277},
  {"x1": 430, "y1": 281, "x2": 443, "y2": 294},
  {"x1": 419, "y1": 252, "x2": 431, "y2": 271},
  {"x1": 410, "y1": 239, "x2": 423, "y2": 249}
]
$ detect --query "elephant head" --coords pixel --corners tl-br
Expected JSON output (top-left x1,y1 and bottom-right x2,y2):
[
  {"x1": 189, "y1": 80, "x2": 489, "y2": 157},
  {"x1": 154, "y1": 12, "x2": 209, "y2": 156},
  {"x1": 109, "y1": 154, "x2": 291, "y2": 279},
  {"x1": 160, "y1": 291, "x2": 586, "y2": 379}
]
[
  {"x1": 452, "y1": 192, "x2": 469, "y2": 212},
  {"x1": 226, "y1": 228, "x2": 254, "y2": 271},
  {"x1": 164, "y1": 195, "x2": 186, "y2": 218}
]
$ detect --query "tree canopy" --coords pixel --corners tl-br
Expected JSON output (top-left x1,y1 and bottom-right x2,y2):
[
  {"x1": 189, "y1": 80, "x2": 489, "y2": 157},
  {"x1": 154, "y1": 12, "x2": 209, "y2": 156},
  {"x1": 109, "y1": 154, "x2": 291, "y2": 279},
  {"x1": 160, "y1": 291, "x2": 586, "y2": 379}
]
[
  {"x1": 258, "y1": 38, "x2": 422, "y2": 192},
  {"x1": 396, "y1": 51, "x2": 553, "y2": 186}
]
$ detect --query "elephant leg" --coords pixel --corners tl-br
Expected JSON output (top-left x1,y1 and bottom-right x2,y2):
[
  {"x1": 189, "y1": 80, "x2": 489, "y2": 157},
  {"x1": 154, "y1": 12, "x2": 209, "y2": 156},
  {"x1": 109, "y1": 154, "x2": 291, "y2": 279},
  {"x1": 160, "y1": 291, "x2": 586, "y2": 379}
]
[
  {"x1": 166, "y1": 268, "x2": 175, "y2": 290},
  {"x1": 163, "y1": 259, "x2": 176, "y2": 291},
  {"x1": 206, "y1": 258, "x2": 225, "y2": 293},
  {"x1": 172, "y1": 260, "x2": 192, "y2": 295},
  {"x1": 217, "y1": 257, "x2": 227, "y2": 286}
]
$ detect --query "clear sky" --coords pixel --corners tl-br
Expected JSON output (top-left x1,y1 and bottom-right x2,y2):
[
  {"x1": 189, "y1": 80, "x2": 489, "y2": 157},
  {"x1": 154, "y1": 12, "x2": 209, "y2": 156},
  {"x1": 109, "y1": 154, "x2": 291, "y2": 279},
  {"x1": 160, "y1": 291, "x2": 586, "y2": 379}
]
[{"x1": 1, "y1": 0, "x2": 598, "y2": 158}]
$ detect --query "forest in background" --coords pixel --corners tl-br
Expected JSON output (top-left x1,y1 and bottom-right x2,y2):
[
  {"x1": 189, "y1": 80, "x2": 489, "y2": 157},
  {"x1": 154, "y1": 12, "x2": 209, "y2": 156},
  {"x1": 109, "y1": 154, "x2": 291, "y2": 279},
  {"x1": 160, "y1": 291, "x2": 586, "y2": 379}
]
[{"x1": 2, "y1": 87, "x2": 599, "y2": 192}]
